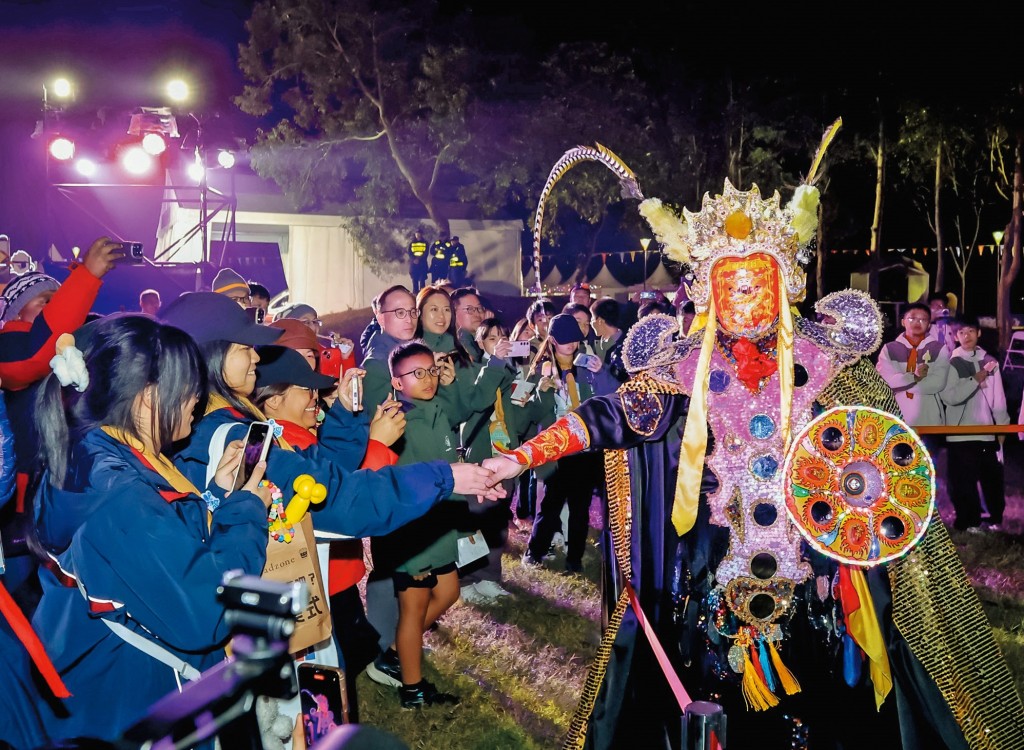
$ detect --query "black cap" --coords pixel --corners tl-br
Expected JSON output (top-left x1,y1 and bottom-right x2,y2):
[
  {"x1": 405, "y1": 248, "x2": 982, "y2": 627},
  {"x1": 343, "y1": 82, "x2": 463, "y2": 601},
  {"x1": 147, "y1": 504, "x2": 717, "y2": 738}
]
[
  {"x1": 160, "y1": 292, "x2": 282, "y2": 347},
  {"x1": 547, "y1": 313, "x2": 584, "y2": 344},
  {"x1": 255, "y1": 346, "x2": 337, "y2": 390}
]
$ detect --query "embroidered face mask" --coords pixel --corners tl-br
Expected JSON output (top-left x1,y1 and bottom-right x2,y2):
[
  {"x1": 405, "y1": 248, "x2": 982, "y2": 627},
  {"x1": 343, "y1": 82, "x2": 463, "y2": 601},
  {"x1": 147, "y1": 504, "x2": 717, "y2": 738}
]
[{"x1": 711, "y1": 253, "x2": 780, "y2": 338}]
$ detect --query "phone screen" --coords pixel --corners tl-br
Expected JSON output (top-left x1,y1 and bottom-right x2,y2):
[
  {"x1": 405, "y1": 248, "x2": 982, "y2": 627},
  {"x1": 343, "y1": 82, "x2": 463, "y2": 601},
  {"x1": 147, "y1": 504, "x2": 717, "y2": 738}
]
[
  {"x1": 299, "y1": 664, "x2": 347, "y2": 746},
  {"x1": 232, "y1": 422, "x2": 271, "y2": 492}
]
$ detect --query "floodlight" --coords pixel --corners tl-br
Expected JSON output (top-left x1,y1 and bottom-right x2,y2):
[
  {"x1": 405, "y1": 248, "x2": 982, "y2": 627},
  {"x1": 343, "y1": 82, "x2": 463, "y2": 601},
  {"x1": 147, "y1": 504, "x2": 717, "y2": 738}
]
[
  {"x1": 187, "y1": 162, "x2": 205, "y2": 183},
  {"x1": 52, "y1": 78, "x2": 73, "y2": 99},
  {"x1": 48, "y1": 136, "x2": 75, "y2": 161},
  {"x1": 217, "y1": 150, "x2": 236, "y2": 169},
  {"x1": 75, "y1": 158, "x2": 97, "y2": 178},
  {"x1": 121, "y1": 146, "x2": 154, "y2": 176},
  {"x1": 166, "y1": 79, "x2": 189, "y2": 103},
  {"x1": 141, "y1": 133, "x2": 167, "y2": 155}
]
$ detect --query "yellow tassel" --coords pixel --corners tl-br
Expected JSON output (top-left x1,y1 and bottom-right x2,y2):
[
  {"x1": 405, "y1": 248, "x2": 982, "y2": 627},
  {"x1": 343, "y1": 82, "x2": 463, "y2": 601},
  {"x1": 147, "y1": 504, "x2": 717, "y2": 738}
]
[
  {"x1": 741, "y1": 648, "x2": 779, "y2": 712},
  {"x1": 767, "y1": 639, "x2": 801, "y2": 696}
]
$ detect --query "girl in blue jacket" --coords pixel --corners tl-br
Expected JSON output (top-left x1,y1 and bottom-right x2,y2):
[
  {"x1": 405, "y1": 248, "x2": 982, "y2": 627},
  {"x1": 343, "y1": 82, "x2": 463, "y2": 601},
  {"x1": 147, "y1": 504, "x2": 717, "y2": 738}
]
[{"x1": 31, "y1": 314, "x2": 273, "y2": 743}]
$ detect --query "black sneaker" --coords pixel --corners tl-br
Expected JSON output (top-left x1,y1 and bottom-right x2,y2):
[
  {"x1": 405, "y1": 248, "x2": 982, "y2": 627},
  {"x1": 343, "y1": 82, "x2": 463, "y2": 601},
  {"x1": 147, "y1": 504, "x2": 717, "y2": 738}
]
[
  {"x1": 563, "y1": 560, "x2": 582, "y2": 575},
  {"x1": 366, "y1": 650, "x2": 402, "y2": 688},
  {"x1": 399, "y1": 679, "x2": 460, "y2": 709}
]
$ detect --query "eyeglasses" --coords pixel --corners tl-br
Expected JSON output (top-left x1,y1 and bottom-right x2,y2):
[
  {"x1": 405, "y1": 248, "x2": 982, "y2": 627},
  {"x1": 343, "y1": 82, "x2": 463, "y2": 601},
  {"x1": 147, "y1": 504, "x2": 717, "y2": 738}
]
[
  {"x1": 380, "y1": 307, "x2": 420, "y2": 319},
  {"x1": 302, "y1": 318, "x2": 323, "y2": 329},
  {"x1": 904, "y1": 316, "x2": 930, "y2": 324},
  {"x1": 458, "y1": 305, "x2": 485, "y2": 315},
  {"x1": 227, "y1": 294, "x2": 252, "y2": 306},
  {"x1": 396, "y1": 365, "x2": 441, "y2": 379}
]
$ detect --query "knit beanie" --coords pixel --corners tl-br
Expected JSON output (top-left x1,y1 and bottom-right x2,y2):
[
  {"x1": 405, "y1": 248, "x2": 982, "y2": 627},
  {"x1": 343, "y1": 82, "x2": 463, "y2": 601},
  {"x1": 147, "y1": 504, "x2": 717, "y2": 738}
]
[
  {"x1": 212, "y1": 267, "x2": 249, "y2": 296},
  {"x1": 0, "y1": 271, "x2": 61, "y2": 323}
]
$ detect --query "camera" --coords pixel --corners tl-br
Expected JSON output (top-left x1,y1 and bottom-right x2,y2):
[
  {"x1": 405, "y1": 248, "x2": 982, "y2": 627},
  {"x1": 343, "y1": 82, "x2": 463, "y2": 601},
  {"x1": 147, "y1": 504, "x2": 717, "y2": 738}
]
[
  {"x1": 245, "y1": 306, "x2": 266, "y2": 325},
  {"x1": 116, "y1": 241, "x2": 145, "y2": 265},
  {"x1": 639, "y1": 291, "x2": 657, "y2": 301},
  {"x1": 217, "y1": 571, "x2": 307, "y2": 644}
]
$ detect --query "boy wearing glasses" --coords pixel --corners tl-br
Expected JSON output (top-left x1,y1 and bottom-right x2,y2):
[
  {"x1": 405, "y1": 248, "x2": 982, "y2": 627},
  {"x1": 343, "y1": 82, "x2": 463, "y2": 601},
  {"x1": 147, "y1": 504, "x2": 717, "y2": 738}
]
[
  {"x1": 366, "y1": 340, "x2": 464, "y2": 707},
  {"x1": 876, "y1": 301, "x2": 950, "y2": 429}
]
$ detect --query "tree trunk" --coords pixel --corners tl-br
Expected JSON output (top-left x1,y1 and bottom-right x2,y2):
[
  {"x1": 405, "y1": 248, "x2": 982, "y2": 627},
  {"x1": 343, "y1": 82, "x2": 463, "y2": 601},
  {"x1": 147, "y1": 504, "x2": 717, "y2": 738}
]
[
  {"x1": 868, "y1": 119, "x2": 885, "y2": 301},
  {"x1": 933, "y1": 140, "x2": 945, "y2": 294},
  {"x1": 997, "y1": 134, "x2": 1023, "y2": 352}
]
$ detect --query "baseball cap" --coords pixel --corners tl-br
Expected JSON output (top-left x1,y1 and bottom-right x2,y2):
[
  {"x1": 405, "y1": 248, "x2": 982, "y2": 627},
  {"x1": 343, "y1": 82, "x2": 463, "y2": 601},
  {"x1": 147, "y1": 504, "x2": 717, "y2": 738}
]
[
  {"x1": 255, "y1": 346, "x2": 337, "y2": 390},
  {"x1": 547, "y1": 313, "x2": 584, "y2": 344},
  {"x1": 269, "y1": 318, "x2": 319, "y2": 351},
  {"x1": 161, "y1": 292, "x2": 282, "y2": 346}
]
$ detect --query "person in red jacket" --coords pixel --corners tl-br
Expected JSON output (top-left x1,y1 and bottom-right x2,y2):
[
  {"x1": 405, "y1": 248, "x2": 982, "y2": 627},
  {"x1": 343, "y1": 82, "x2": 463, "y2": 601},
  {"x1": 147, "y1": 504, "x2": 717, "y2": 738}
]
[
  {"x1": 0, "y1": 236, "x2": 122, "y2": 596},
  {"x1": 253, "y1": 344, "x2": 406, "y2": 721}
]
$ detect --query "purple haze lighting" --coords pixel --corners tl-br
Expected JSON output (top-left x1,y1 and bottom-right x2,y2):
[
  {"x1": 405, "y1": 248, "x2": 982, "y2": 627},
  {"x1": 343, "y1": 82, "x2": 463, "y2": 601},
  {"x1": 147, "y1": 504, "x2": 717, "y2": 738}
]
[
  {"x1": 75, "y1": 158, "x2": 97, "y2": 178},
  {"x1": 141, "y1": 133, "x2": 167, "y2": 156},
  {"x1": 122, "y1": 146, "x2": 153, "y2": 176},
  {"x1": 48, "y1": 136, "x2": 75, "y2": 161}
]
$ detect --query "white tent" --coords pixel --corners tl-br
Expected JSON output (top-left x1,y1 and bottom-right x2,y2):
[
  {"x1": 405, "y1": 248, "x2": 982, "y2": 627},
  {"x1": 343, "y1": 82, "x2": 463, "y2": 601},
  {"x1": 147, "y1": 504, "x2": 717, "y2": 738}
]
[{"x1": 155, "y1": 175, "x2": 524, "y2": 314}]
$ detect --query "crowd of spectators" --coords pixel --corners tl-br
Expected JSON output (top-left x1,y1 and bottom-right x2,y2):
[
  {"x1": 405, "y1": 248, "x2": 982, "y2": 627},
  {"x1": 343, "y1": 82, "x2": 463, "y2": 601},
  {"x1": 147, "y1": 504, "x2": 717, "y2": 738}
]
[{"x1": 0, "y1": 237, "x2": 684, "y2": 747}]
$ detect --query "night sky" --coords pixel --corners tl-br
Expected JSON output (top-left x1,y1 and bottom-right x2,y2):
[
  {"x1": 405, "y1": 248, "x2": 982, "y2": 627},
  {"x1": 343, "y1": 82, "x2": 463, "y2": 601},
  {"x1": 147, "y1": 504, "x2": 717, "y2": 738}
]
[{"x1": 0, "y1": 0, "x2": 1016, "y2": 262}]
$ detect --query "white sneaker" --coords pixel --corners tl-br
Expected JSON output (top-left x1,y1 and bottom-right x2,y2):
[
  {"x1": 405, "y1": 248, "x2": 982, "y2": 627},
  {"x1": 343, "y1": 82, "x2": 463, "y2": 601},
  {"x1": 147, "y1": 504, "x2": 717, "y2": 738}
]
[
  {"x1": 460, "y1": 583, "x2": 494, "y2": 605},
  {"x1": 552, "y1": 532, "x2": 566, "y2": 551},
  {"x1": 474, "y1": 580, "x2": 512, "y2": 598}
]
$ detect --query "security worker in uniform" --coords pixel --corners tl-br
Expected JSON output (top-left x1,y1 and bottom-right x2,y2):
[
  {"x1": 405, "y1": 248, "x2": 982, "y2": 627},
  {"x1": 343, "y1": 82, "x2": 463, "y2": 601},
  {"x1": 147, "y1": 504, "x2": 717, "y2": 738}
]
[
  {"x1": 447, "y1": 235, "x2": 468, "y2": 286},
  {"x1": 408, "y1": 230, "x2": 429, "y2": 293},
  {"x1": 429, "y1": 231, "x2": 451, "y2": 284}
]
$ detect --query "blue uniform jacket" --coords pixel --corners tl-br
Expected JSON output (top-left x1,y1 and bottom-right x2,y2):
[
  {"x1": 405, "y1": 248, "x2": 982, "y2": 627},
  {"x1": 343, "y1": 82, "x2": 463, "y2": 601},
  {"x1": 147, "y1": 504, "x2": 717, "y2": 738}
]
[
  {"x1": 31, "y1": 429, "x2": 269, "y2": 742},
  {"x1": 173, "y1": 401, "x2": 456, "y2": 540}
]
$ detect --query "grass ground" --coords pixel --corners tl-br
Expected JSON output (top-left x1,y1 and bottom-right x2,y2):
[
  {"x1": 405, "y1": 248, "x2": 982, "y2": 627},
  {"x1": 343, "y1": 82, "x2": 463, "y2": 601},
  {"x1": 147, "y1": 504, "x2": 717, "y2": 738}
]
[{"x1": 354, "y1": 439, "x2": 1024, "y2": 749}]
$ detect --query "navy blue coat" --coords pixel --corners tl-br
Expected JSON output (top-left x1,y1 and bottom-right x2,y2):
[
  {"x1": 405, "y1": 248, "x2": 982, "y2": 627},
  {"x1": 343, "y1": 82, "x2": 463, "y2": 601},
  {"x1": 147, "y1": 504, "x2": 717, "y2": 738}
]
[{"x1": 32, "y1": 429, "x2": 269, "y2": 742}]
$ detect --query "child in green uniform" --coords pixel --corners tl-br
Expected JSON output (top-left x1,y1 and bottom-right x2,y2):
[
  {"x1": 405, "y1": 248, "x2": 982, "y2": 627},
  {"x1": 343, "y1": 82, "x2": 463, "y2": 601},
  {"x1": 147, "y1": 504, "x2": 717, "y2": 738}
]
[{"x1": 371, "y1": 341, "x2": 464, "y2": 708}]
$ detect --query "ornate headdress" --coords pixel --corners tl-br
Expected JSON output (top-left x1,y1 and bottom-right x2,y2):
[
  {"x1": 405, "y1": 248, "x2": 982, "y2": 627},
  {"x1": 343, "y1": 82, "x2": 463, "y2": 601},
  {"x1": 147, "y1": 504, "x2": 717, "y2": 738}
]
[
  {"x1": 530, "y1": 118, "x2": 843, "y2": 535},
  {"x1": 639, "y1": 180, "x2": 820, "y2": 311}
]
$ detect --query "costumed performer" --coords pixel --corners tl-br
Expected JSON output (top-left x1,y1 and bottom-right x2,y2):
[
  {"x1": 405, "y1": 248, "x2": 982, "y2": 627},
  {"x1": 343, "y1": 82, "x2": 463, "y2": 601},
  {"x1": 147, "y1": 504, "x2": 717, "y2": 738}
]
[{"x1": 484, "y1": 131, "x2": 1024, "y2": 750}]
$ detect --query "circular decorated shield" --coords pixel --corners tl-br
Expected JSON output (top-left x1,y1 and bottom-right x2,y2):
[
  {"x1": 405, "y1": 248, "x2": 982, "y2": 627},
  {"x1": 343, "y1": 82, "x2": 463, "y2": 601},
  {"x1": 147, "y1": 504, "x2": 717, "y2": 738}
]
[{"x1": 783, "y1": 406, "x2": 934, "y2": 566}]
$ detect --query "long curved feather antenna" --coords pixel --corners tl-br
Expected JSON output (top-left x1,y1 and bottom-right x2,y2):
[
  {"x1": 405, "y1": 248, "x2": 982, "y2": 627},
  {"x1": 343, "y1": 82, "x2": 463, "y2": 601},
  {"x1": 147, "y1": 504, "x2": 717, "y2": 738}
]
[
  {"x1": 806, "y1": 117, "x2": 842, "y2": 185},
  {"x1": 529, "y1": 144, "x2": 644, "y2": 293}
]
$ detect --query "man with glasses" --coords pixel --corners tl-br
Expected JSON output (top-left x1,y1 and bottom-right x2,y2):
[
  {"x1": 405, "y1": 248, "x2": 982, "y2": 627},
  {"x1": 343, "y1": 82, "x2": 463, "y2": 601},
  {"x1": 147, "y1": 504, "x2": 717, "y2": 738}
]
[
  {"x1": 211, "y1": 267, "x2": 251, "y2": 307},
  {"x1": 362, "y1": 285, "x2": 421, "y2": 412},
  {"x1": 876, "y1": 301, "x2": 949, "y2": 430},
  {"x1": 451, "y1": 287, "x2": 486, "y2": 359}
]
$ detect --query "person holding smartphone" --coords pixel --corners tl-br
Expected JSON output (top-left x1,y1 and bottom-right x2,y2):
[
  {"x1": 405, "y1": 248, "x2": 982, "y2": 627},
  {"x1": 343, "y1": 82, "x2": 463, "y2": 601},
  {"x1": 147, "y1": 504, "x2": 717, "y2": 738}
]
[
  {"x1": 31, "y1": 315, "x2": 273, "y2": 743},
  {"x1": 940, "y1": 318, "x2": 1010, "y2": 532},
  {"x1": 164, "y1": 293, "x2": 503, "y2": 542}
]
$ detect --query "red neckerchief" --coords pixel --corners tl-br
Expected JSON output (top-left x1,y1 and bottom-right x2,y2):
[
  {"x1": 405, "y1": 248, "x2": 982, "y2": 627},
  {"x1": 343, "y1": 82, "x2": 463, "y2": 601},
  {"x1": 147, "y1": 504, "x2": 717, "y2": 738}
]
[{"x1": 731, "y1": 337, "x2": 778, "y2": 392}]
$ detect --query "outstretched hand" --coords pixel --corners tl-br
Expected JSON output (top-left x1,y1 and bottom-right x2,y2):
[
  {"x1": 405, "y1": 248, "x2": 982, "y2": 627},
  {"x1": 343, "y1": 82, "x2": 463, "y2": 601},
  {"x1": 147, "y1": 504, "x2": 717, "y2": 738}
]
[
  {"x1": 450, "y1": 462, "x2": 508, "y2": 503},
  {"x1": 481, "y1": 455, "x2": 526, "y2": 484}
]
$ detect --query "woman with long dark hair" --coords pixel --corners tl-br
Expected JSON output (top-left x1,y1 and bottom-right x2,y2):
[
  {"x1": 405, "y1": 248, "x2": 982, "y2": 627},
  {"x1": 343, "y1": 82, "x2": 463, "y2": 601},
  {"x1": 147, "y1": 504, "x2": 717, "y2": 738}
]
[{"x1": 31, "y1": 314, "x2": 272, "y2": 742}]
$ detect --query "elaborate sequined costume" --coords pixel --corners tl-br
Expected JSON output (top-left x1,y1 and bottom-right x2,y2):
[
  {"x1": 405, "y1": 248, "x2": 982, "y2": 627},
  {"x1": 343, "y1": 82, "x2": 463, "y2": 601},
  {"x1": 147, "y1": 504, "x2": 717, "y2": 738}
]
[{"x1": 509, "y1": 152, "x2": 1024, "y2": 749}]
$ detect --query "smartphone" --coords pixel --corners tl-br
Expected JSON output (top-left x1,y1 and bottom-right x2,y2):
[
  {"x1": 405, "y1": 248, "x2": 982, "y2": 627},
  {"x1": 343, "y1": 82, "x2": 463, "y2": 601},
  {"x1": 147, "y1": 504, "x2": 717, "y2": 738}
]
[
  {"x1": 508, "y1": 339, "x2": 531, "y2": 358},
  {"x1": 232, "y1": 421, "x2": 273, "y2": 492},
  {"x1": 299, "y1": 663, "x2": 348, "y2": 746},
  {"x1": 245, "y1": 306, "x2": 266, "y2": 325},
  {"x1": 319, "y1": 347, "x2": 342, "y2": 379},
  {"x1": 115, "y1": 241, "x2": 145, "y2": 265},
  {"x1": 574, "y1": 353, "x2": 600, "y2": 370},
  {"x1": 984, "y1": 360, "x2": 998, "y2": 373}
]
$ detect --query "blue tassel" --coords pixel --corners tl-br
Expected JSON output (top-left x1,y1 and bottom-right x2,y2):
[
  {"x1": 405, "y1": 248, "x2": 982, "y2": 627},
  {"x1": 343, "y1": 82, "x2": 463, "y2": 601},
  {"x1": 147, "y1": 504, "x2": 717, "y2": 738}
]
[
  {"x1": 757, "y1": 638, "x2": 777, "y2": 693},
  {"x1": 842, "y1": 633, "x2": 862, "y2": 687}
]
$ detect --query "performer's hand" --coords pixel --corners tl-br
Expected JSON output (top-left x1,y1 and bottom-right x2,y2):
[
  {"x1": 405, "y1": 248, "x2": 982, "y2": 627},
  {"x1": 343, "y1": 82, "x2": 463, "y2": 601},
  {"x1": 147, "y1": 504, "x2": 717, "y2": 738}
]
[
  {"x1": 450, "y1": 462, "x2": 508, "y2": 503},
  {"x1": 915, "y1": 363, "x2": 929, "y2": 379},
  {"x1": 481, "y1": 455, "x2": 526, "y2": 484}
]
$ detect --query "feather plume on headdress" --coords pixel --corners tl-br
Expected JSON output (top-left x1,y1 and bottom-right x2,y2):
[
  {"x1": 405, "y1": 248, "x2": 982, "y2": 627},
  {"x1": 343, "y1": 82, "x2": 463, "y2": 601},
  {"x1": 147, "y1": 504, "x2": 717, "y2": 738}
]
[{"x1": 639, "y1": 198, "x2": 690, "y2": 264}]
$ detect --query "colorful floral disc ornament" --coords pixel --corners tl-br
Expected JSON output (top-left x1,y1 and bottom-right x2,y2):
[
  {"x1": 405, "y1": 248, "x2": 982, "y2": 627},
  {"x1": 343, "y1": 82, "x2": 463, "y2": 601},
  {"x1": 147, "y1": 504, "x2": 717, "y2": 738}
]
[{"x1": 783, "y1": 406, "x2": 935, "y2": 566}]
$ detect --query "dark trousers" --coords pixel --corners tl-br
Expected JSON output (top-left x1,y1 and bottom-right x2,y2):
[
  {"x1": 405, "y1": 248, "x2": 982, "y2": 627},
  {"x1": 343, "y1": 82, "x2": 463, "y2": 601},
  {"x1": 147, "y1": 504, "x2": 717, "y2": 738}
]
[
  {"x1": 527, "y1": 456, "x2": 597, "y2": 567},
  {"x1": 410, "y1": 264, "x2": 427, "y2": 294},
  {"x1": 515, "y1": 470, "x2": 536, "y2": 519},
  {"x1": 947, "y1": 440, "x2": 1005, "y2": 528}
]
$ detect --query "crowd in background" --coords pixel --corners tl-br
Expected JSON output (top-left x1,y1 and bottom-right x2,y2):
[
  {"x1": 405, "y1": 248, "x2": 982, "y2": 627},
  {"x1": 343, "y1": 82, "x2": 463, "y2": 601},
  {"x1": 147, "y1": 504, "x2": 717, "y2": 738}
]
[{"x1": 0, "y1": 235, "x2": 680, "y2": 748}]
